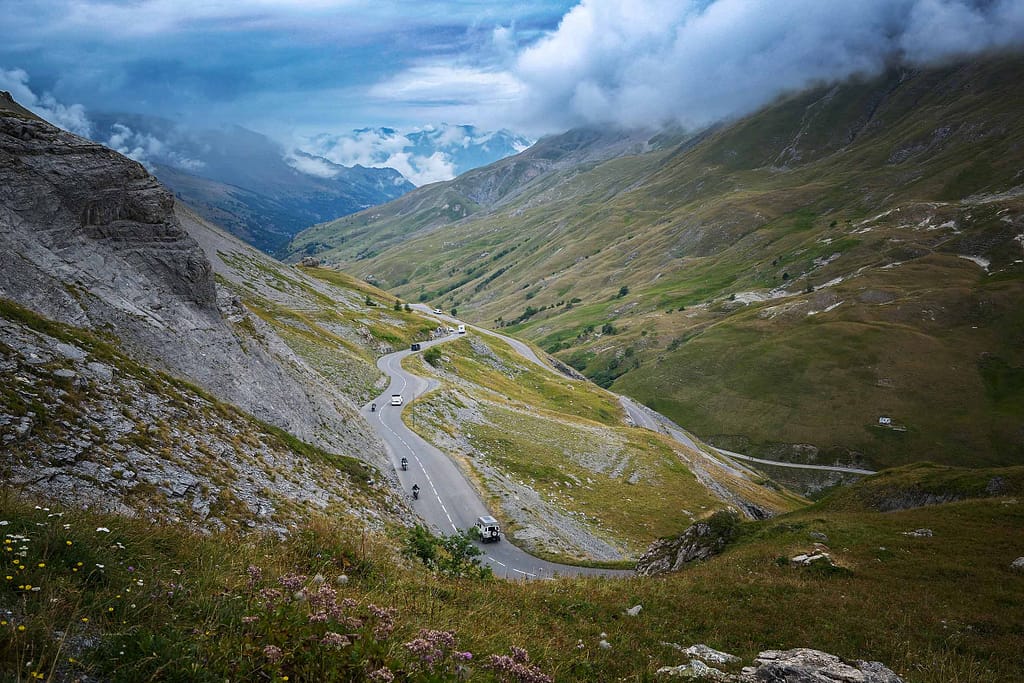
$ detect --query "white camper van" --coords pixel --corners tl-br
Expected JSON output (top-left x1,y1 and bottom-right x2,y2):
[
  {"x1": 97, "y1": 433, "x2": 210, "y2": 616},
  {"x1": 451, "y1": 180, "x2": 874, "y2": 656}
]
[{"x1": 457, "y1": 324, "x2": 466, "y2": 334}]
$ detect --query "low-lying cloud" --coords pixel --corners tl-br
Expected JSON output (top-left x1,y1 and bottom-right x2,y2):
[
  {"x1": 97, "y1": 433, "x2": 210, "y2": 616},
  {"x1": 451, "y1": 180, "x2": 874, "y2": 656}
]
[
  {"x1": 294, "y1": 125, "x2": 530, "y2": 186},
  {"x1": 1, "y1": 68, "x2": 204, "y2": 172},
  {"x1": 106, "y1": 123, "x2": 205, "y2": 172},
  {"x1": 509, "y1": 0, "x2": 1024, "y2": 130},
  {"x1": 0, "y1": 68, "x2": 92, "y2": 137}
]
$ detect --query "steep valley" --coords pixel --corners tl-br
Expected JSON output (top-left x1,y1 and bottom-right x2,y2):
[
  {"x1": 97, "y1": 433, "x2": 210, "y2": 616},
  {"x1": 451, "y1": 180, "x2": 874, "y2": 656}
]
[
  {"x1": 3, "y1": 56, "x2": 1024, "y2": 682},
  {"x1": 291, "y1": 56, "x2": 1024, "y2": 472}
]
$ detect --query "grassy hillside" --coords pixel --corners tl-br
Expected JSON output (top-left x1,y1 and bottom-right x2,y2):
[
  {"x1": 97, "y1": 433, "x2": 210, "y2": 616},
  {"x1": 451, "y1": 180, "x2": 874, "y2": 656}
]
[
  {"x1": 4, "y1": 464, "x2": 1020, "y2": 682},
  {"x1": 398, "y1": 333, "x2": 802, "y2": 564},
  {"x1": 290, "y1": 56, "x2": 1024, "y2": 471}
]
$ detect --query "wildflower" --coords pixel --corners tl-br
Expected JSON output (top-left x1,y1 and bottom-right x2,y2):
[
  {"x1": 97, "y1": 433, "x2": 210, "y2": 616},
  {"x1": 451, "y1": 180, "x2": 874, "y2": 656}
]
[
  {"x1": 31, "y1": 672, "x2": 44, "y2": 679},
  {"x1": 277, "y1": 573, "x2": 306, "y2": 591},
  {"x1": 66, "y1": 541, "x2": 72, "y2": 546},
  {"x1": 81, "y1": 617, "x2": 89, "y2": 623},
  {"x1": 263, "y1": 645, "x2": 283, "y2": 664},
  {"x1": 246, "y1": 564, "x2": 262, "y2": 588},
  {"x1": 321, "y1": 632, "x2": 350, "y2": 649},
  {"x1": 259, "y1": 587, "x2": 282, "y2": 607},
  {"x1": 368, "y1": 667, "x2": 395, "y2": 682},
  {"x1": 37, "y1": 563, "x2": 45, "y2": 568},
  {"x1": 18, "y1": 625, "x2": 26, "y2": 631},
  {"x1": 0, "y1": 620, "x2": 6, "y2": 625},
  {"x1": 308, "y1": 612, "x2": 328, "y2": 623},
  {"x1": 367, "y1": 604, "x2": 397, "y2": 639},
  {"x1": 310, "y1": 585, "x2": 337, "y2": 611},
  {"x1": 484, "y1": 647, "x2": 552, "y2": 683}
]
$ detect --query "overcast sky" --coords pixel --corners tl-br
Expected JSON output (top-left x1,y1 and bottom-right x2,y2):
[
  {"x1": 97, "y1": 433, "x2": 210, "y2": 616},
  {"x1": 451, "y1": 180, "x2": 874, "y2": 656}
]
[{"x1": 3, "y1": 0, "x2": 1023, "y2": 143}]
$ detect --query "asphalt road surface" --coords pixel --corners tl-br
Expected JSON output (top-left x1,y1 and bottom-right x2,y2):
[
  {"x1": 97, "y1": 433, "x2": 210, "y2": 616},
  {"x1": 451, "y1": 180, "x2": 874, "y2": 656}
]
[{"x1": 364, "y1": 331, "x2": 630, "y2": 580}]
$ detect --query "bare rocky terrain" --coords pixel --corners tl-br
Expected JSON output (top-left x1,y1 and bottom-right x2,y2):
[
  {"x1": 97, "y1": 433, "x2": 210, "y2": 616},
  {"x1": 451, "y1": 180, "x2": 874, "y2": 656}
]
[
  {"x1": 0, "y1": 312, "x2": 406, "y2": 533},
  {"x1": 0, "y1": 100, "x2": 387, "y2": 471}
]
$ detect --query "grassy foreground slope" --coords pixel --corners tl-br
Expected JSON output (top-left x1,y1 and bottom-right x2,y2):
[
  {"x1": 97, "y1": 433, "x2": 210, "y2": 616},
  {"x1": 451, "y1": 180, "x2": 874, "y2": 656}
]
[
  {"x1": 290, "y1": 56, "x2": 1024, "y2": 470},
  {"x1": 3, "y1": 465, "x2": 1020, "y2": 682}
]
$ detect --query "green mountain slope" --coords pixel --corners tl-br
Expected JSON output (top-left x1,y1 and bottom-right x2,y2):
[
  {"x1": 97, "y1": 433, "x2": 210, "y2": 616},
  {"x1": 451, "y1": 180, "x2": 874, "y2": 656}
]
[{"x1": 289, "y1": 56, "x2": 1024, "y2": 471}]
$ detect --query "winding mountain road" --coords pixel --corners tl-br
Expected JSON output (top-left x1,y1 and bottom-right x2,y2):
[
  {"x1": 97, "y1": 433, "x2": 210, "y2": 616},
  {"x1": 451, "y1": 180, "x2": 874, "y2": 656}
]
[
  {"x1": 365, "y1": 308, "x2": 875, "y2": 579},
  {"x1": 363, "y1": 331, "x2": 630, "y2": 580}
]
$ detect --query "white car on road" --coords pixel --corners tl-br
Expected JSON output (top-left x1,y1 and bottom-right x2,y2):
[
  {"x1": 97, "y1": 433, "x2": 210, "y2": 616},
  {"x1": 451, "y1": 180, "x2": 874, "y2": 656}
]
[{"x1": 390, "y1": 394, "x2": 403, "y2": 406}]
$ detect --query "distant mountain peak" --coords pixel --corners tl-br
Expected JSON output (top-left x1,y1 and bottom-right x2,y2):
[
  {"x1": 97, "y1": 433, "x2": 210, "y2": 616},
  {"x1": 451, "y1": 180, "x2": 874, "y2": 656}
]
[{"x1": 294, "y1": 123, "x2": 533, "y2": 187}]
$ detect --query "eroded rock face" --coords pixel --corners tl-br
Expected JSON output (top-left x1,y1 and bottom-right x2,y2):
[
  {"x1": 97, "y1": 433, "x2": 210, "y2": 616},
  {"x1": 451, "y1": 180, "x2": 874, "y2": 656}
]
[
  {"x1": 0, "y1": 113, "x2": 215, "y2": 314},
  {"x1": 635, "y1": 511, "x2": 739, "y2": 576},
  {"x1": 0, "y1": 104, "x2": 385, "y2": 469}
]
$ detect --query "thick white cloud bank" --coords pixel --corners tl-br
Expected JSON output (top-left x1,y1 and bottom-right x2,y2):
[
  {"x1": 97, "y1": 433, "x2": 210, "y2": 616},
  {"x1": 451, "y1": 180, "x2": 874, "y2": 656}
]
[
  {"x1": 509, "y1": 0, "x2": 1024, "y2": 130},
  {"x1": 367, "y1": 0, "x2": 1024, "y2": 134}
]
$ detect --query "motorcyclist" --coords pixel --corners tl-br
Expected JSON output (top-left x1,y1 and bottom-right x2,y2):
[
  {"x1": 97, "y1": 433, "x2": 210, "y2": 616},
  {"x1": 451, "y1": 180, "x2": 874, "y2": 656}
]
[
  {"x1": 370, "y1": 402, "x2": 376, "y2": 412},
  {"x1": 411, "y1": 483, "x2": 420, "y2": 499},
  {"x1": 400, "y1": 457, "x2": 408, "y2": 470}
]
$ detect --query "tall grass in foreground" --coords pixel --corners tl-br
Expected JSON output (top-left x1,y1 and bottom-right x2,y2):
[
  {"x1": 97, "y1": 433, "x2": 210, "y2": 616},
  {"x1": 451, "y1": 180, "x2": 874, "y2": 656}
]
[{"x1": 2, "y1": 481, "x2": 1021, "y2": 681}]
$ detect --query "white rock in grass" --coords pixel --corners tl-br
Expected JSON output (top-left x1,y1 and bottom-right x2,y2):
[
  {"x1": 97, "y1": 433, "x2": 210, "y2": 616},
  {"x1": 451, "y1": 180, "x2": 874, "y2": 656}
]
[
  {"x1": 625, "y1": 604, "x2": 642, "y2": 617},
  {"x1": 684, "y1": 644, "x2": 741, "y2": 665}
]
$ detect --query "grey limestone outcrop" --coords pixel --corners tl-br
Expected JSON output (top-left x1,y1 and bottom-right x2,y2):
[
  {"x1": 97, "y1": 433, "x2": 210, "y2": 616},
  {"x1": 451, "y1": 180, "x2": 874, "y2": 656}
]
[{"x1": 0, "y1": 99, "x2": 385, "y2": 469}]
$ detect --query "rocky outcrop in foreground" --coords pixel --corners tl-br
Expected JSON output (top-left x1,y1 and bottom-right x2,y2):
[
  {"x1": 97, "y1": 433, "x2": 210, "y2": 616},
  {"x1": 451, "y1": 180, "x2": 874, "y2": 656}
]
[
  {"x1": 657, "y1": 646, "x2": 903, "y2": 682},
  {"x1": 635, "y1": 511, "x2": 740, "y2": 575}
]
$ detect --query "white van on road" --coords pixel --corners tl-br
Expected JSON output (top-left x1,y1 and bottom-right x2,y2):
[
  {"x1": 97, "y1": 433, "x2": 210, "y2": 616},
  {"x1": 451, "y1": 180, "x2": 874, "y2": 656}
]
[
  {"x1": 457, "y1": 324, "x2": 466, "y2": 334},
  {"x1": 390, "y1": 395, "x2": 403, "y2": 406}
]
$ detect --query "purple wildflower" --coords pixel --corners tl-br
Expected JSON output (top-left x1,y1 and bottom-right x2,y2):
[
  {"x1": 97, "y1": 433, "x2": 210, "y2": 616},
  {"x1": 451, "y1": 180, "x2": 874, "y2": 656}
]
[
  {"x1": 246, "y1": 565, "x2": 262, "y2": 589},
  {"x1": 367, "y1": 604, "x2": 398, "y2": 639},
  {"x1": 277, "y1": 573, "x2": 307, "y2": 592},
  {"x1": 485, "y1": 647, "x2": 552, "y2": 683},
  {"x1": 368, "y1": 667, "x2": 395, "y2": 683},
  {"x1": 321, "y1": 632, "x2": 350, "y2": 649},
  {"x1": 263, "y1": 645, "x2": 283, "y2": 664}
]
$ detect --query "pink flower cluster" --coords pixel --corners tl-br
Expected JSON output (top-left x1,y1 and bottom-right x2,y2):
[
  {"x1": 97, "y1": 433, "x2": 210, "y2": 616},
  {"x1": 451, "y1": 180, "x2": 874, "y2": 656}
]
[
  {"x1": 367, "y1": 604, "x2": 398, "y2": 639},
  {"x1": 485, "y1": 646, "x2": 553, "y2": 683},
  {"x1": 321, "y1": 631, "x2": 350, "y2": 649}
]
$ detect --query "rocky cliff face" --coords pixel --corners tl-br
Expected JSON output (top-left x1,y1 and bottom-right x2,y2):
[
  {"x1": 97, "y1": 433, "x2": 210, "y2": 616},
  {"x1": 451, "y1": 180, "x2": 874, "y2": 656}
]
[{"x1": 0, "y1": 98, "x2": 386, "y2": 469}]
